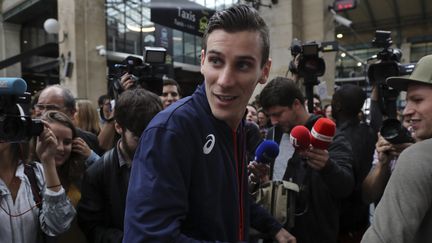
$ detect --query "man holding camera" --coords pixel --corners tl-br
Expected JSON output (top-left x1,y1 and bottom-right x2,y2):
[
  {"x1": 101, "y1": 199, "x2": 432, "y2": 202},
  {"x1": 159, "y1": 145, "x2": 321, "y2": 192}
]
[{"x1": 361, "y1": 54, "x2": 432, "y2": 242}]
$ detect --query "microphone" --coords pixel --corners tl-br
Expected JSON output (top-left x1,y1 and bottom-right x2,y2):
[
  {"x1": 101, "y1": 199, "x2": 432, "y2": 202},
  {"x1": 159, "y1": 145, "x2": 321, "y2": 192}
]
[
  {"x1": 0, "y1": 78, "x2": 27, "y2": 95},
  {"x1": 310, "y1": 117, "x2": 336, "y2": 150},
  {"x1": 254, "y1": 140, "x2": 279, "y2": 164},
  {"x1": 289, "y1": 125, "x2": 311, "y2": 151}
]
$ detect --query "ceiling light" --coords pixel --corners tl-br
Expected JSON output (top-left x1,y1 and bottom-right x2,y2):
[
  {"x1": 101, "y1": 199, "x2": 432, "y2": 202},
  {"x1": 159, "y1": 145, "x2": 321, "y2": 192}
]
[{"x1": 127, "y1": 24, "x2": 155, "y2": 33}]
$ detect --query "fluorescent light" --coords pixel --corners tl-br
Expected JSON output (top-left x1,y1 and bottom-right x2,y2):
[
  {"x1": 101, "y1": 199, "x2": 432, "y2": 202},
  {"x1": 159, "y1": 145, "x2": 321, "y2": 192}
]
[{"x1": 127, "y1": 24, "x2": 155, "y2": 33}]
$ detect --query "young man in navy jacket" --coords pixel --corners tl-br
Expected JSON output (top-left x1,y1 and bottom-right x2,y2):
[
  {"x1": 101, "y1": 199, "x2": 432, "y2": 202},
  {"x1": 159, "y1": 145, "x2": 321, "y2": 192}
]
[{"x1": 123, "y1": 4, "x2": 295, "y2": 243}]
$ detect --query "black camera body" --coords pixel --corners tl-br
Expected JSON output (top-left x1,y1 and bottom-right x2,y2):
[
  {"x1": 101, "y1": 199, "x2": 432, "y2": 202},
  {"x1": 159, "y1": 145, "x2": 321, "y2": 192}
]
[
  {"x1": 112, "y1": 47, "x2": 168, "y2": 98},
  {"x1": 380, "y1": 118, "x2": 414, "y2": 144},
  {"x1": 289, "y1": 39, "x2": 326, "y2": 79},
  {"x1": 289, "y1": 39, "x2": 326, "y2": 113},
  {"x1": 0, "y1": 78, "x2": 44, "y2": 143},
  {"x1": 367, "y1": 30, "x2": 414, "y2": 118}
]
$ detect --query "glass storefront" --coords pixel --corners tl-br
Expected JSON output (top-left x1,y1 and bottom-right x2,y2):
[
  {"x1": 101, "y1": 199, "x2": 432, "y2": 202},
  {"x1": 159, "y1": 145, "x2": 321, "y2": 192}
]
[{"x1": 105, "y1": 0, "x2": 236, "y2": 66}]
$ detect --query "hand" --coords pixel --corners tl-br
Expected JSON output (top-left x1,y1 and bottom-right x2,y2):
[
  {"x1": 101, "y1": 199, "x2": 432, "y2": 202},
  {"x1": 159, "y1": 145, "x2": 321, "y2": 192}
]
[
  {"x1": 72, "y1": 137, "x2": 92, "y2": 160},
  {"x1": 36, "y1": 121, "x2": 58, "y2": 167},
  {"x1": 120, "y1": 73, "x2": 136, "y2": 90},
  {"x1": 275, "y1": 228, "x2": 296, "y2": 243},
  {"x1": 248, "y1": 161, "x2": 270, "y2": 184},
  {"x1": 376, "y1": 134, "x2": 392, "y2": 165},
  {"x1": 376, "y1": 133, "x2": 413, "y2": 164},
  {"x1": 301, "y1": 147, "x2": 329, "y2": 171}
]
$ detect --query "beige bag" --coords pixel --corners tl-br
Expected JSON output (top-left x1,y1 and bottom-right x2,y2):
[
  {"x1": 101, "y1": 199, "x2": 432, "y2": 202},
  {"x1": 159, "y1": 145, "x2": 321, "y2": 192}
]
[{"x1": 254, "y1": 180, "x2": 299, "y2": 229}]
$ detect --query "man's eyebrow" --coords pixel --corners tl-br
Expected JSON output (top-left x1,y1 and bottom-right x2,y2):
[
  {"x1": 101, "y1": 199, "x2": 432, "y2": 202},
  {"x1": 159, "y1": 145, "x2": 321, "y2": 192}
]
[
  {"x1": 207, "y1": 50, "x2": 222, "y2": 56},
  {"x1": 206, "y1": 50, "x2": 257, "y2": 62},
  {"x1": 237, "y1": 55, "x2": 257, "y2": 63}
]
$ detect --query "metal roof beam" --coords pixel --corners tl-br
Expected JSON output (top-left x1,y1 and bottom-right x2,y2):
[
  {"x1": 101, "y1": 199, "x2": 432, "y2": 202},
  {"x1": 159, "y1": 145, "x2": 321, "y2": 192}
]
[
  {"x1": 420, "y1": 0, "x2": 427, "y2": 20},
  {"x1": 363, "y1": 0, "x2": 377, "y2": 28}
]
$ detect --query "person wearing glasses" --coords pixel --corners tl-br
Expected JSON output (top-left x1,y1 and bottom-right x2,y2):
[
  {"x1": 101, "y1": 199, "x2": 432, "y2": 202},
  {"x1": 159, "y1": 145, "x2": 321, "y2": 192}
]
[{"x1": 35, "y1": 85, "x2": 103, "y2": 163}]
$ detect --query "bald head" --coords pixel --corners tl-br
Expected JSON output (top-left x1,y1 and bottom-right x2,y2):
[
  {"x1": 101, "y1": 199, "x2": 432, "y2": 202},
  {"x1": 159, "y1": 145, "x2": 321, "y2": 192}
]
[{"x1": 36, "y1": 85, "x2": 76, "y2": 118}]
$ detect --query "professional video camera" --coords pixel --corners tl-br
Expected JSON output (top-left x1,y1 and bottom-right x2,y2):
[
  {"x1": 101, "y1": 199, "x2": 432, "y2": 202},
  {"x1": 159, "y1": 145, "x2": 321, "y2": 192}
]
[
  {"x1": 0, "y1": 78, "x2": 44, "y2": 143},
  {"x1": 289, "y1": 39, "x2": 326, "y2": 113},
  {"x1": 111, "y1": 46, "x2": 167, "y2": 99},
  {"x1": 289, "y1": 39, "x2": 326, "y2": 80},
  {"x1": 367, "y1": 30, "x2": 415, "y2": 118}
]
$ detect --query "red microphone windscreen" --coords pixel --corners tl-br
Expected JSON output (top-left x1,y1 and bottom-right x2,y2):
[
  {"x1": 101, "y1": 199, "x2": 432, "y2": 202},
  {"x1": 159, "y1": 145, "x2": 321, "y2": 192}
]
[
  {"x1": 290, "y1": 125, "x2": 311, "y2": 151},
  {"x1": 310, "y1": 117, "x2": 336, "y2": 150}
]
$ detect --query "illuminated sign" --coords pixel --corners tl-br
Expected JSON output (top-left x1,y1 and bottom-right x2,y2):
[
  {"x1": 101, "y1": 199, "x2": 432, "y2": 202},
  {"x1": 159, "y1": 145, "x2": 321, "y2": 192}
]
[{"x1": 333, "y1": 0, "x2": 357, "y2": 11}]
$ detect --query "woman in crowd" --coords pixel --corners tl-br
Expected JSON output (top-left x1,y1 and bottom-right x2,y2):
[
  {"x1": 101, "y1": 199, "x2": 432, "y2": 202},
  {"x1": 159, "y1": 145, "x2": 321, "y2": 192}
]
[
  {"x1": 0, "y1": 116, "x2": 75, "y2": 242},
  {"x1": 74, "y1": 99, "x2": 101, "y2": 136},
  {"x1": 257, "y1": 108, "x2": 271, "y2": 138},
  {"x1": 30, "y1": 110, "x2": 95, "y2": 242}
]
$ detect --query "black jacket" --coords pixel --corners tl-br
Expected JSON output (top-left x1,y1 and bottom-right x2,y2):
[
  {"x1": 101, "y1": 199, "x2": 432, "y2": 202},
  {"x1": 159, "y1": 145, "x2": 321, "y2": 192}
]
[
  {"x1": 77, "y1": 147, "x2": 129, "y2": 243},
  {"x1": 338, "y1": 120, "x2": 377, "y2": 232},
  {"x1": 266, "y1": 115, "x2": 354, "y2": 243}
]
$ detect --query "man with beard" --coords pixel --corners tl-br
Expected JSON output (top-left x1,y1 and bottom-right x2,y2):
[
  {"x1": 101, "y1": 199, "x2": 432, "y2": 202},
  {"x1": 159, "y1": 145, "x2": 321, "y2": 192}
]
[
  {"x1": 76, "y1": 89, "x2": 162, "y2": 243},
  {"x1": 258, "y1": 77, "x2": 354, "y2": 243}
]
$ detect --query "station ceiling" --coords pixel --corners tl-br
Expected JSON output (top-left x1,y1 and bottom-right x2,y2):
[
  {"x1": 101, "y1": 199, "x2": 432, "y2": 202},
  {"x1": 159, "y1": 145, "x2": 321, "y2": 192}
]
[{"x1": 336, "y1": 0, "x2": 432, "y2": 44}]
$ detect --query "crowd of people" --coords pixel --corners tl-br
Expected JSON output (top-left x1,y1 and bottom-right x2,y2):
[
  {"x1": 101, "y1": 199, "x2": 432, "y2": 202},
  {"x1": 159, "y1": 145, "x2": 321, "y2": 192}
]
[{"x1": 1, "y1": 4, "x2": 432, "y2": 243}]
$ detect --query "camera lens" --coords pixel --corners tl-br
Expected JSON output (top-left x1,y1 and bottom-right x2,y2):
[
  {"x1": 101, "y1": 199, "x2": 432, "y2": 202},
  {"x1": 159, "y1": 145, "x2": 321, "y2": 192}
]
[{"x1": 380, "y1": 118, "x2": 414, "y2": 144}]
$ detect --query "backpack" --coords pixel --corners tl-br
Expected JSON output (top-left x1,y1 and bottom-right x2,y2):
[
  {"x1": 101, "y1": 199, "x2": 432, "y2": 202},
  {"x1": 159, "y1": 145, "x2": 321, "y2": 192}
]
[{"x1": 253, "y1": 180, "x2": 299, "y2": 230}]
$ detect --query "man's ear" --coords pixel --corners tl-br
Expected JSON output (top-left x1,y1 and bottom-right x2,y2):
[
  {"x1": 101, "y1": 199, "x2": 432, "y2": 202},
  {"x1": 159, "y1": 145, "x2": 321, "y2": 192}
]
[
  {"x1": 292, "y1": 98, "x2": 302, "y2": 109},
  {"x1": 200, "y1": 49, "x2": 206, "y2": 74},
  {"x1": 67, "y1": 108, "x2": 77, "y2": 121},
  {"x1": 259, "y1": 58, "x2": 272, "y2": 85},
  {"x1": 114, "y1": 122, "x2": 123, "y2": 135}
]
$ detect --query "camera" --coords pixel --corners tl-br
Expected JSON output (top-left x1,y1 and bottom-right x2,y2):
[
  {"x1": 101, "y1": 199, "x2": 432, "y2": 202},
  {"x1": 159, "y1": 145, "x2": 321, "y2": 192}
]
[
  {"x1": 0, "y1": 78, "x2": 44, "y2": 143},
  {"x1": 289, "y1": 39, "x2": 326, "y2": 113},
  {"x1": 367, "y1": 30, "x2": 415, "y2": 118},
  {"x1": 289, "y1": 39, "x2": 326, "y2": 79},
  {"x1": 380, "y1": 118, "x2": 414, "y2": 144},
  {"x1": 111, "y1": 47, "x2": 168, "y2": 99}
]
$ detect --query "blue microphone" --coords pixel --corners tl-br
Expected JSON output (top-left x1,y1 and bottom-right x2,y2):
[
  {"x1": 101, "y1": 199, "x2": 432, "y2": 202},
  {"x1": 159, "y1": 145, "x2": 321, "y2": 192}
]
[
  {"x1": 0, "y1": 78, "x2": 27, "y2": 95},
  {"x1": 254, "y1": 140, "x2": 279, "y2": 164}
]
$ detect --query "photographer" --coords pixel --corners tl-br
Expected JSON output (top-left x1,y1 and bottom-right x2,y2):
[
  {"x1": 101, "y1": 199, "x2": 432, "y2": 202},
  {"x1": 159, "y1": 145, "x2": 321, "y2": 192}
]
[
  {"x1": 0, "y1": 123, "x2": 75, "y2": 243},
  {"x1": 362, "y1": 115, "x2": 416, "y2": 205},
  {"x1": 361, "y1": 54, "x2": 432, "y2": 243},
  {"x1": 98, "y1": 54, "x2": 167, "y2": 150},
  {"x1": 96, "y1": 73, "x2": 134, "y2": 151}
]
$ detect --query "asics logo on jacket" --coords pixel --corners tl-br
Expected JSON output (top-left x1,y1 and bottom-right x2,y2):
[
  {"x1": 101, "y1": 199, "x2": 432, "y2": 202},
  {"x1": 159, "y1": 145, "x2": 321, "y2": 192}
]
[{"x1": 203, "y1": 134, "x2": 216, "y2": 154}]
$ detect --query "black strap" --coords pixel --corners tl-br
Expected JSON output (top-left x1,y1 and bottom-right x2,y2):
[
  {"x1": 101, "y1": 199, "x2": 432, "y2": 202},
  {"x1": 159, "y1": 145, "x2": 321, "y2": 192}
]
[{"x1": 23, "y1": 163, "x2": 42, "y2": 209}]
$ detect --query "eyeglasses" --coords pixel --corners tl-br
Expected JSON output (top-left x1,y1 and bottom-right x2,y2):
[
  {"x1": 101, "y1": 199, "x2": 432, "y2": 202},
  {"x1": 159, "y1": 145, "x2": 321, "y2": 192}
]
[{"x1": 34, "y1": 104, "x2": 65, "y2": 111}]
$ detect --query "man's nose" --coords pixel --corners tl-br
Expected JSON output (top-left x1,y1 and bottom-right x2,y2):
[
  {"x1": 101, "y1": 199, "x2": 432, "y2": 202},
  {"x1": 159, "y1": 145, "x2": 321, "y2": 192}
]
[
  {"x1": 402, "y1": 102, "x2": 413, "y2": 117},
  {"x1": 217, "y1": 67, "x2": 234, "y2": 88}
]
